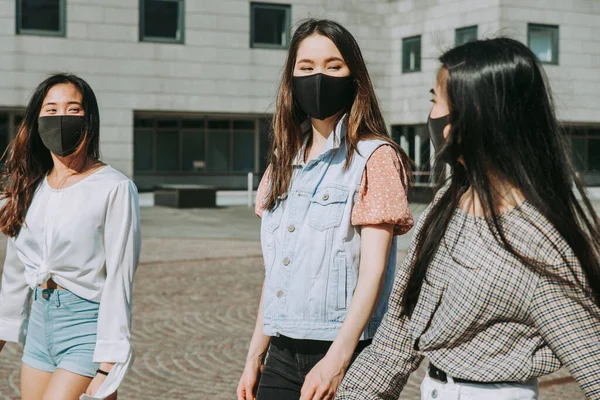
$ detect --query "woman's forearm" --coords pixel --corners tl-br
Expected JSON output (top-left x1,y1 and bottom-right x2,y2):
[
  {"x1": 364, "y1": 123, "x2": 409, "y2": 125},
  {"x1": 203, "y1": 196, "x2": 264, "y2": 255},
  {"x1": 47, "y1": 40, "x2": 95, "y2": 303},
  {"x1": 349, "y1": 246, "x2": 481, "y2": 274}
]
[{"x1": 245, "y1": 282, "x2": 272, "y2": 368}]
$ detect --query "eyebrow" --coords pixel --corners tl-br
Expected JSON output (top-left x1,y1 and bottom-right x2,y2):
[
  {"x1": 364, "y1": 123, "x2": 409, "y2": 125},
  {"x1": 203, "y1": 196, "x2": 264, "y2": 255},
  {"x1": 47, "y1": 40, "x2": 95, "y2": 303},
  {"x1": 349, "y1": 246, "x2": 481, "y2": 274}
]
[
  {"x1": 43, "y1": 101, "x2": 83, "y2": 107},
  {"x1": 296, "y1": 56, "x2": 345, "y2": 64}
]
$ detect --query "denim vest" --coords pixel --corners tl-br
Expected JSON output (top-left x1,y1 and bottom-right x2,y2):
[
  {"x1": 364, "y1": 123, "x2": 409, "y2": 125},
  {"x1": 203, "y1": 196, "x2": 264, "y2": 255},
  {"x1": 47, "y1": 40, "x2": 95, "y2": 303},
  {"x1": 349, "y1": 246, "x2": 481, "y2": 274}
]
[{"x1": 261, "y1": 117, "x2": 397, "y2": 341}]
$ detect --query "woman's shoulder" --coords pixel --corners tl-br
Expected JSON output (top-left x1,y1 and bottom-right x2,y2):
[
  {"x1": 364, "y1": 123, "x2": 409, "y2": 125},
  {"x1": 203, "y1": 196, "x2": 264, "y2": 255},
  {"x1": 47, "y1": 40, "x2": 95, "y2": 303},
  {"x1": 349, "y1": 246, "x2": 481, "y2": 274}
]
[{"x1": 92, "y1": 165, "x2": 137, "y2": 193}]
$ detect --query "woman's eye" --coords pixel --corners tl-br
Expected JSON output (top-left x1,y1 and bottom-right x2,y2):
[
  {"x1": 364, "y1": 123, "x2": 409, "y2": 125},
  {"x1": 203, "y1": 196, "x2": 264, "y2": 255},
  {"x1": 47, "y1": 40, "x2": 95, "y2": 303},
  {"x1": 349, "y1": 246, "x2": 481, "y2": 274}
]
[
  {"x1": 328, "y1": 66, "x2": 341, "y2": 70},
  {"x1": 69, "y1": 108, "x2": 81, "y2": 113},
  {"x1": 300, "y1": 67, "x2": 313, "y2": 71}
]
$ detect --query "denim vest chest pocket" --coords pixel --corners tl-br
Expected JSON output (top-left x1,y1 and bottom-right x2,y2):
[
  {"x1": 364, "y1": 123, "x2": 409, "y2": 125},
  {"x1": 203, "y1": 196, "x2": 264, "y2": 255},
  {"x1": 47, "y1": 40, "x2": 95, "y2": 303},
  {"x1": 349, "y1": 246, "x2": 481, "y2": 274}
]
[{"x1": 308, "y1": 187, "x2": 349, "y2": 231}]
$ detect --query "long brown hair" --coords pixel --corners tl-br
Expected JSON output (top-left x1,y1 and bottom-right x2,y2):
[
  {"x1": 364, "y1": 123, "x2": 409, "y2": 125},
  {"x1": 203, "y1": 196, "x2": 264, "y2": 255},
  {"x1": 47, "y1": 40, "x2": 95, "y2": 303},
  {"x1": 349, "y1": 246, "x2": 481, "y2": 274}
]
[
  {"x1": 0, "y1": 74, "x2": 101, "y2": 237},
  {"x1": 265, "y1": 19, "x2": 411, "y2": 210}
]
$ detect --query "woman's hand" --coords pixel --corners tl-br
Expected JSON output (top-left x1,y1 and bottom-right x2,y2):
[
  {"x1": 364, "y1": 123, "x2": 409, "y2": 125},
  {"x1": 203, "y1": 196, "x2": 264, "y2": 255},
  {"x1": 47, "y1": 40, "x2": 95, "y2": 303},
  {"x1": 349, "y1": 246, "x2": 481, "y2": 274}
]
[
  {"x1": 237, "y1": 358, "x2": 264, "y2": 400},
  {"x1": 85, "y1": 373, "x2": 107, "y2": 396},
  {"x1": 300, "y1": 353, "x2": 346, "y2": 400}
]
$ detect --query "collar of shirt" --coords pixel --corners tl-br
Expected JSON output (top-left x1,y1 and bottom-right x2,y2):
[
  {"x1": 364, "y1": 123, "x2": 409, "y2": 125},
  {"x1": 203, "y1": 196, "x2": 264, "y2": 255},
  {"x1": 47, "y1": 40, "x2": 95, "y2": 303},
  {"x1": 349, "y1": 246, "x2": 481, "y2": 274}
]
[{"x1": 292, "y1": 113, "x2": 348, "y2": 167}]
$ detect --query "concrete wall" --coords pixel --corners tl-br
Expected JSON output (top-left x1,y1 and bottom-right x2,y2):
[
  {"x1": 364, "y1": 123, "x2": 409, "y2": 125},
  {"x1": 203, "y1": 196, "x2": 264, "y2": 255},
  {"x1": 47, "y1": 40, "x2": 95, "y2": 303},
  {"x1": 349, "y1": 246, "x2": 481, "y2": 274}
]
[
  {"x1": 499, "y1": 0, "x2": 600, "y2": 123},
  {"x1": 0, "y1": 0, "x2": 391, "y2": 178}
]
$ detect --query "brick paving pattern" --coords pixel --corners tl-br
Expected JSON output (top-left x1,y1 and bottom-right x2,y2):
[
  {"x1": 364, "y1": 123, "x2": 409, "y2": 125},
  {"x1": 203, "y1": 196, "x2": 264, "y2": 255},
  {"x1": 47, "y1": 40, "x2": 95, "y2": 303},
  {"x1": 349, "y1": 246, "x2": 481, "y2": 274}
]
[{"x1": 0, "y1": 205, "x2": 590, "y2": 399}]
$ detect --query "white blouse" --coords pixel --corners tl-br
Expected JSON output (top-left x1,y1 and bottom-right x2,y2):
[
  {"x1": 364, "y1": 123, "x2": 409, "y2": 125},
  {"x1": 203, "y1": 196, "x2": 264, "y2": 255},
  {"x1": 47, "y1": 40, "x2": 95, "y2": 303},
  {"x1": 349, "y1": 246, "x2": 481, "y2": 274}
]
[{"x1": 0, "y1": 165, "x2": 141, "y2": 399}]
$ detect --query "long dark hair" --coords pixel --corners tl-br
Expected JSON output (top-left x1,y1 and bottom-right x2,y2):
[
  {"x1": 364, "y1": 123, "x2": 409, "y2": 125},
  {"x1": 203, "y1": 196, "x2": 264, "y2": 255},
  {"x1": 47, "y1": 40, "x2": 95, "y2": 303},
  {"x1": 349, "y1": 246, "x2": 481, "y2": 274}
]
[
  {"x1": 265, "y1": 18, "x2": 410, "y2": 210},
  {"x1": 402, "y1": 38, "x2": 600, "y2": 315},
  {"x1": 0, "y1": 73, "x2": 100, "y2": 237}
]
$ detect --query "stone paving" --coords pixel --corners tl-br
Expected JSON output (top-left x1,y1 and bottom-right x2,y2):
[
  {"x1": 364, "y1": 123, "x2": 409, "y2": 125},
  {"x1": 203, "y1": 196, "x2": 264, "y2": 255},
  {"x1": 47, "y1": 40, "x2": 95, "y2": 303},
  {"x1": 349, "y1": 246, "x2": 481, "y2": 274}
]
[{"x1": 0, "y1": 203, "x2": 594, "y2": 399}]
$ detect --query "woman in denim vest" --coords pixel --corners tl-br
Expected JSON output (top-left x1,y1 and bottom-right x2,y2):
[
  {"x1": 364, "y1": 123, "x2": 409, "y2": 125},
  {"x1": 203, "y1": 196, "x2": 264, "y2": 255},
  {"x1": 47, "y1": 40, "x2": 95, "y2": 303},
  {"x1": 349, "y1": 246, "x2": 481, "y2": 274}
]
[
  {"x1": 237, "y1": 19, "x2": 414, "y2": 400},
  {"x1": 0, "y1": 74, "x2": 141, "y2": 400}
]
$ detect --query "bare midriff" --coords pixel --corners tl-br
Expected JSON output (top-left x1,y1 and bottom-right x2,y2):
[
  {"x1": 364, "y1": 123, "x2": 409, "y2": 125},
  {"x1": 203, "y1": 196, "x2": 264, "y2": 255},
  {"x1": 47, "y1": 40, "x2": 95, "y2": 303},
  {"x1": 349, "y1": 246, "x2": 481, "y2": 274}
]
[{"x1": 40, "y1": 278, "x2": 64, "y2": 290}]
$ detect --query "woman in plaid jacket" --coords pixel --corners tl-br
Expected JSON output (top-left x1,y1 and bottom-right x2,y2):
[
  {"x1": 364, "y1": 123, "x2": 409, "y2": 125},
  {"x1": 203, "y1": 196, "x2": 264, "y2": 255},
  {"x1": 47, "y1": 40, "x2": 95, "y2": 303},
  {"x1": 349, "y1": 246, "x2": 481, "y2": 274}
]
[{"x1": 337, "y1": 38, "x2": 600, "y2": 400}]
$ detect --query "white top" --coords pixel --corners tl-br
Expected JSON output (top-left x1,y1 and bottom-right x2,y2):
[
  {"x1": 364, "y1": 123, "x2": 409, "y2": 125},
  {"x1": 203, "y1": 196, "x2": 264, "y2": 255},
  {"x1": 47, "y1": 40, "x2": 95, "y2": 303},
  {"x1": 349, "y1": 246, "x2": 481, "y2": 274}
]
[{"x1": 0, "y1": 165, "x2": 141, "y2": 399}]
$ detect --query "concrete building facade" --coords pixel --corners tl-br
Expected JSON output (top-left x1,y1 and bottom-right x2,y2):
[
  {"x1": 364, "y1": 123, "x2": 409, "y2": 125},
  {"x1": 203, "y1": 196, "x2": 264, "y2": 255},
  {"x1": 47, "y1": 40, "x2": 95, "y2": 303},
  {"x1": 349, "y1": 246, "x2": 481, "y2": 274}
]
[{"x1": 0, "y1": 0, "x2": 598, "y2": 189}]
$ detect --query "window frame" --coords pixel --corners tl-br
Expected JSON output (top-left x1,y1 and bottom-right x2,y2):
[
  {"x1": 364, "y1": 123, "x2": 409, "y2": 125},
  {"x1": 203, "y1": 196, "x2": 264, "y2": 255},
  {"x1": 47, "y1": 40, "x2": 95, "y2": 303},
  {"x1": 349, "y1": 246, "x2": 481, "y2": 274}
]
[
  {"x1": 527, "y1": 23, "x2": 559, "y2": 65},
  {"x1": 16, "y1": 0, "x2": 66, "y2": 37},
  {"x1": 455, "y1": 25, "x2": 478, "y2": 46},
  {"x1": 402, "y1": 35, "x2": 422, "y2": 73},
  {"x1": 250, "y1": 2, "x2": 292, "y2": 50},
  {"x1": 139, "y1": 0, "x2": 185, "y2": 44}
]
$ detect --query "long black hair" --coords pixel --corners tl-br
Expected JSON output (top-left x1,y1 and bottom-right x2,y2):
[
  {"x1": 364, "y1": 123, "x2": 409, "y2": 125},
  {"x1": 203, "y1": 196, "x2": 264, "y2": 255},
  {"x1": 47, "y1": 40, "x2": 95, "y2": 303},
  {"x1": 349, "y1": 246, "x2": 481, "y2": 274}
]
[
  {"x1": 0, "y1": 73, "x2": 100, "y2": 237},
  {"x1": 402, "y1": 38, "x2": 600, "y2": 315}
]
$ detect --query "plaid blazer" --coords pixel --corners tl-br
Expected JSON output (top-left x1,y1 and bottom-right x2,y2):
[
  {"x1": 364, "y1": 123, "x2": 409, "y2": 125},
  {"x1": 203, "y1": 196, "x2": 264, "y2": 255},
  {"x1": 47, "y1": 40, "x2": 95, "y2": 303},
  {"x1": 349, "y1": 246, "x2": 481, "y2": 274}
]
[{"x1": 337, "y1": 196, "x2": 600, "y2": 399}]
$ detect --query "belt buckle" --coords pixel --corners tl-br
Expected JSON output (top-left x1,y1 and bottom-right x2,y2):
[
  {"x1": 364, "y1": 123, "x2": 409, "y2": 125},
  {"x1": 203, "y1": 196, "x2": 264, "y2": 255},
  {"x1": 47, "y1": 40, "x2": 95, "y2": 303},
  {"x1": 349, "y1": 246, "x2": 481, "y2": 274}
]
[{"x1": 429, "y1": 366, "x2": 448, "y2": 383}]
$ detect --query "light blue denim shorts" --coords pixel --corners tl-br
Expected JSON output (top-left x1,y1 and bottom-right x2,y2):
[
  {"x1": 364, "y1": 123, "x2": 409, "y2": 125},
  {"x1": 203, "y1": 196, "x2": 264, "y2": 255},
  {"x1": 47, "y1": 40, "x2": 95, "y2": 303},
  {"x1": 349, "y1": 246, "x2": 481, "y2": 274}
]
[{"x1": 22, "y1": 287, "x2": 100, "y2": 378}]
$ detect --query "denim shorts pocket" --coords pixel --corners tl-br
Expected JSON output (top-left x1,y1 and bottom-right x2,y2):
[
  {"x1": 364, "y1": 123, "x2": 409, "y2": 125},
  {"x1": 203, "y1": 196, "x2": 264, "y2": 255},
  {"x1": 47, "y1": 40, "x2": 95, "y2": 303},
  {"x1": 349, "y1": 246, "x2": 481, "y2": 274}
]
[
  {"x1": 308, "y1": 187, "x2": 348, "y2": 231},
  {"x1": 61, "y1": 295, "x2": 100, "y2": 319}
]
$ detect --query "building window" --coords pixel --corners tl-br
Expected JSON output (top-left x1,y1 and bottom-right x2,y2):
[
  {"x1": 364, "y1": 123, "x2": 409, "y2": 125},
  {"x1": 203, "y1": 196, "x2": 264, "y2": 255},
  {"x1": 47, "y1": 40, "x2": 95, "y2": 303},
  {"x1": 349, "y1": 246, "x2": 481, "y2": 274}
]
[
  {"x1": 250, "y1": 2, "x2": 291, "y2": 49},
  {"x1": 568, "y1": 126, "x2": 600, "y2": 186},
  {"x1": 455, "y1": 25, "x2": 478, "y2": 46},
  {"x1": 402, "y1": 36, "x2": 421, "y2": 73},
  {"x1": 133, "y1": 116, "x2": 268, "y2": 175},
  {"x1": 16, "y1": 0, "x2": 65, "y2": 36},
  {"x1": 140, "y1": 0, "x2": 185, "y2": 43},
  {"x1": 391, "y1": 124, "x2": 431, "y2": 183},
  {"x1": 528, "y1": 24, "x2": 559, "y2": 65}
]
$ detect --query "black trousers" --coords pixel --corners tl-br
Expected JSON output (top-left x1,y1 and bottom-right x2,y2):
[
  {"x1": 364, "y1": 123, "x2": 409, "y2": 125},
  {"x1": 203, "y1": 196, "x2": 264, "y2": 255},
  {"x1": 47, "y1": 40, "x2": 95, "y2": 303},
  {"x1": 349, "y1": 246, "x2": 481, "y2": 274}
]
[{"x1": 256, "y1": 335, "x2": 371, "y2": 400}]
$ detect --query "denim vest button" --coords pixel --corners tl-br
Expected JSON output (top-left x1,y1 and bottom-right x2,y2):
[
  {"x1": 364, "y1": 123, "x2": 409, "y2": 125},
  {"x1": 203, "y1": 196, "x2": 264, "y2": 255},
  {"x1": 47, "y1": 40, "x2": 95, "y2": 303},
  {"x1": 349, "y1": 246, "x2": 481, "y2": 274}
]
[
  {"x1": 277, "y1": 290, "x2": 284, "y2": 298},
  {"x1": 283, "y1": 257, "x2": 291, "y2": 266},
  {"x1": 42, "y1": 292, "x2": 50, "y2": 300},
  {"x1": 322, "y1": 193, "x2": 329, "y2": 201},
  {"x1": 287, "y1": 225, "x2": 295, "y2": 233},
  {"x1": 431, "y1": 389, "x2": 438, "y2": 398}
]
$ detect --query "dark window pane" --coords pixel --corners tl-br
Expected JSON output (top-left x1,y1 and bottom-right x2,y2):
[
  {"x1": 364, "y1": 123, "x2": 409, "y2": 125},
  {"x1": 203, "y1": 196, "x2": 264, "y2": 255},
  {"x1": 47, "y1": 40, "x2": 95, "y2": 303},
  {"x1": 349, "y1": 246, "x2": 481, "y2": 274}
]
[
  {"x1": 182, "y1": 131, "x2": 205, "y2": 171},
  {"x1": 0, "y1": 115, "x2": 8, "y2": 160},
  {"x1": 156, "y1": 130, "x2": 179, "y2": 171},
  {"x1": 233, "y1": 120, "x2": 255, "y2": 130},
  {"x1": 143, "y1": 0, "x2": 181, "y2": 40},
  {"x1": 134, "y1": 129, "x2": 154, "y2": 172},
  {"x1": 208, "y1": 120, "x2": 229, "y2": 130},
  {"x1": 456, "y1": 26, "x2": 477, "y2": 46},
  {"x1": 182, "y1": 119, "x2": 204, "y2": 129},
  {"x1": 589, "y1": 129, "x2": 600, "y2": 137},
  {"x1": 207, "y1": 132, "x2": 229, "y2": 171},
  {"x1": 233, "y1": 132, "x2": 255, "y2": 172},
  {"x1": 252, "y1": 3, "x2": 289, "y2": 47},
  {"x1": 588, "y1": 139, "x2": 600, "y2": 172},
  {"x1": 156, "y1": 119, "x2": 179, "y2": 128},
  {"x1": 528, "y1": 24, "x2": 559, "y2": 64},
  {"x1": 134, "y1": 118, "x2": 154, "y2": 128},
  {"x1": 402, "y1": 36, "x2": 421, "y2": 73},
  {"x1": 571, "y1": 137, "x2": 586, "y2": 172},
  {"x1": 20, "y1": 0, "x2": 61, "y2": 32},
  {"x1": 259, "y1": 118, "x2": 271, "y2": 171}
]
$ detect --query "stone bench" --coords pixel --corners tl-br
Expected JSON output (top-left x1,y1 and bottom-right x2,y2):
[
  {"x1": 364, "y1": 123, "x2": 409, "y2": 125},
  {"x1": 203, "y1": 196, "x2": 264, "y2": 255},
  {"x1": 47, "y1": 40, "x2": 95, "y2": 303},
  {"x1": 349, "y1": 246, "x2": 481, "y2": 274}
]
[{"x1": 154, "y1": 184, "x2": 217, "y2": 208}]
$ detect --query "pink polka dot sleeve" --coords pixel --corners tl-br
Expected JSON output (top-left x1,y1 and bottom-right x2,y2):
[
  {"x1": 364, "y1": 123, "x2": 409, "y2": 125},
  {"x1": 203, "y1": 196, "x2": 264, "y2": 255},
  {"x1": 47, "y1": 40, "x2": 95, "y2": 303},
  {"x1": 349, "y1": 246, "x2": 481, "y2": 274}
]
[
  {"x1": 351, "y1": 145, "x2": 414, "y2": 236},
  {"x1": 255, "y1": 164, "x2": 271, "y2": 218}
]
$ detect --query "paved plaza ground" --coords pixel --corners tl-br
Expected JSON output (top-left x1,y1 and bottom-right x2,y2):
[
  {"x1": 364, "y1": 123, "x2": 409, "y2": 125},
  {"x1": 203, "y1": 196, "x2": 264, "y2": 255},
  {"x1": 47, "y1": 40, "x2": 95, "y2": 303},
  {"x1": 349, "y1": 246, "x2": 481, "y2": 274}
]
[{"x1": 0, "y1": 201, "x2": 596, "y2": 399}]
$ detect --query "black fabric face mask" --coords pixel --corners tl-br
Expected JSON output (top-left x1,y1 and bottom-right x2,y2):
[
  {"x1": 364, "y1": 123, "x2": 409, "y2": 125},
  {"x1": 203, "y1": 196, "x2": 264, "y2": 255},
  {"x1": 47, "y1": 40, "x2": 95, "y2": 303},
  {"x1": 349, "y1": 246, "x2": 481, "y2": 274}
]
[
  {"x1": 427, "y1": 113, "x2": 452, "y2": 163},
  {"x1": 37, "y1": 116, "x2": 85, "y2": 157},
  {"x1": 292, "y1": 73, "x2": 355, "y2": 120}
]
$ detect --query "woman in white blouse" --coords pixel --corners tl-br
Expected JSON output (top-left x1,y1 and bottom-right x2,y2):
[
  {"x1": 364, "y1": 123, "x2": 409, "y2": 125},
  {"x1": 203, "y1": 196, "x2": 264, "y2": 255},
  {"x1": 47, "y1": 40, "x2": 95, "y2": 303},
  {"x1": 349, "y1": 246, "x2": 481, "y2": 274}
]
[{"x1": 0, "y1": 74, "x2": 141, "y2": 400}]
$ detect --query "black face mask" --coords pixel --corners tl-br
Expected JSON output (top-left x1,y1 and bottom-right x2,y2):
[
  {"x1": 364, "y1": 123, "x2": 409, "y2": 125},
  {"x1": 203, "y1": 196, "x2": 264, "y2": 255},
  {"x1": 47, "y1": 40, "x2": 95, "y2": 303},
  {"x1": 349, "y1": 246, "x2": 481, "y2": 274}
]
[
  {"x1": 292, "y1": 73, "x2": 355, "y2": 120},
  {"x1": 37, "y1": 116, "x2": 85, "y2": 157},
  {"x1": 427, "y1": 113, "x2": 452, "y2": 163}
]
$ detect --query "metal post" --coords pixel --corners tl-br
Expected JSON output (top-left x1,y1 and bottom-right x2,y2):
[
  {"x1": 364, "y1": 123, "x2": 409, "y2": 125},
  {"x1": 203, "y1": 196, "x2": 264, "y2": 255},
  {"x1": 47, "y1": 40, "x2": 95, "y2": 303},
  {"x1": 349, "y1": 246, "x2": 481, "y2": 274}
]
[{"x1": 247, "y1": 172, "x2": 253, "y2": 208}]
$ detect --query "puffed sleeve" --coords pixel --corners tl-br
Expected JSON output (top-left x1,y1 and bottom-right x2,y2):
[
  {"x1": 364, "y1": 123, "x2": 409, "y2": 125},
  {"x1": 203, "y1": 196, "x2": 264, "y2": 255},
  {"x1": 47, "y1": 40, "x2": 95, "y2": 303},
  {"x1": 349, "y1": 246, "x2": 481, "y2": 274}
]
[
  {"x1": 352, "y1": 145, "x2": 414, "y2": 235},
  {"x1": 93, "y1": 180, "x2": 141, "y2": 363},
  {"x1": 0, "y1": 238, "x2": 32, "y2": 343},
  {"x1": 255, "y1": 165, "x2": 272, "y2": 219}
]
